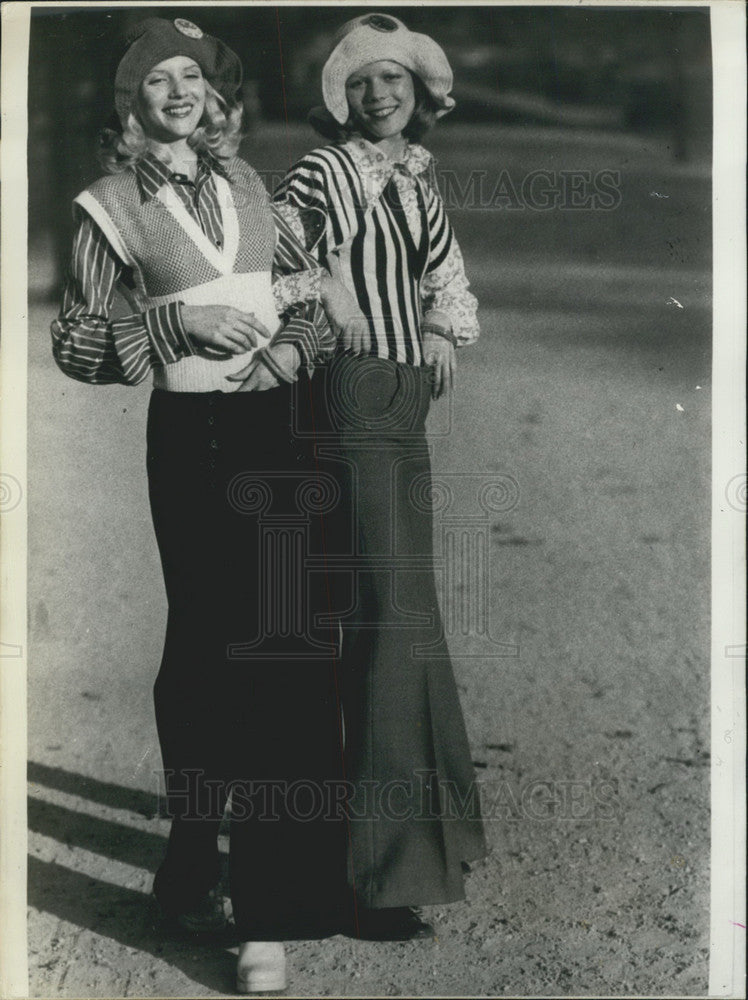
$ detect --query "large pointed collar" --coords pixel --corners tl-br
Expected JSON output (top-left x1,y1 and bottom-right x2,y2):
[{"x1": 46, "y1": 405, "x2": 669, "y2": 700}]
[
  {"x1": 342, "y1": 137, "x2": 433, "y2": 208},
  {"x1": 134, "y1": 150, "x2": 230, "y2": 203}
]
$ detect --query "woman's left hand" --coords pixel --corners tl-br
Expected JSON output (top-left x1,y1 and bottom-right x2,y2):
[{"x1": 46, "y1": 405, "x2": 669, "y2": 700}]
[
  {"x1": 422, "y1": 333, "x2": 456, "y2": 400},
  {"x1": 227, "y1": 343, "x2": 301, "y2": 392}
]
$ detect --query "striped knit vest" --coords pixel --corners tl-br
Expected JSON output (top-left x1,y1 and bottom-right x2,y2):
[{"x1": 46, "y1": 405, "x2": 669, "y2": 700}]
[{"x1": 75, "y1": 157, "x2": 279, "y2": 392}]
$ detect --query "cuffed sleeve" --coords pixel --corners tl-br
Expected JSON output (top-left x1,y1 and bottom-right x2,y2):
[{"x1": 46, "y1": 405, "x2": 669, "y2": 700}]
[
  {"x1": 51, "y1": 208, "x2": 195, "y2": 385},
  {"x1": 143, "y1": 301, "x2": 196, "y2": 365},
  {"x1": 271, "y1": 268, "x2": 325, "y2": 314},
  {"x1": 271, "y1": 204, "x2": 329, "y2": 313},
  {"x1": 272, "y1": 300, "x2": 336, "y2": 373},
  {"x1": 268, "y1": 203, "x2": 335, "y2": 372}
]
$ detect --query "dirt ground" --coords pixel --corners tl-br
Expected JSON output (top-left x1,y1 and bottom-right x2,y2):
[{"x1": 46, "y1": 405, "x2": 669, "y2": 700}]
[{"x1": 25, "y1": 123, "x2": 712, "y2": 998}]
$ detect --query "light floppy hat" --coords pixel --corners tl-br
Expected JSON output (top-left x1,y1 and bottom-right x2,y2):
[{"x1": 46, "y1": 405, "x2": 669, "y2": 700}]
[{"x1": 321, "y1": 13, "x2": 455, "y2": 125}]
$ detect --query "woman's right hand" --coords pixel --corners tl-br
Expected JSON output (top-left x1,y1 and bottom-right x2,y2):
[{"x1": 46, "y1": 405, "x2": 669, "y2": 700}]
[
  {"x1": 180, "y1": 305, "x2": 272, "y2": 355},
  {"x1": 320, "y1": 275, "x2": 371, "y2": 355}
]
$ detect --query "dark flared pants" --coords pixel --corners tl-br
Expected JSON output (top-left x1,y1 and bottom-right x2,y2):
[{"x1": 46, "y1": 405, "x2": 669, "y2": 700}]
[
  {"x1": 301, "y1": 354, "x2": 487, "y2": 910},
  {"x1": 147, "y1": 383, "x2": 349, "y2": 940}
]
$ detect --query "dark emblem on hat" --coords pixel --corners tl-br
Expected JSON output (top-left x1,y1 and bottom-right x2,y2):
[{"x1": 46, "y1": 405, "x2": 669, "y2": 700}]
[
  {"x1": 363, "y1": 14, "x2": 399, "y2": 32},
  {"x1": 174, "y1": 18, "x2": 203, "y2": 39}
]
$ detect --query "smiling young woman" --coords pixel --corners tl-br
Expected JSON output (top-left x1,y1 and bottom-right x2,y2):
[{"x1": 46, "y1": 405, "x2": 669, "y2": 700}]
[
  {"x1": 50, "y1": 15, "x2": 365, "y2": 994},
  {"x1": 274, "y1": 12, "x2": 486, "y2": 944},
  {"x1": 343, "y1": 60, "x2": 417, "y2": 154},
  {"x1": 137, "y1": 56, "x2": 207, "y2": 150}
]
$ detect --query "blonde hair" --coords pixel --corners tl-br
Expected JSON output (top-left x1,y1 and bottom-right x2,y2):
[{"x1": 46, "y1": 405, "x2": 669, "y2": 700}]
[{"x1": 98, "y1": 81, "x2": 244, "y2": 174}]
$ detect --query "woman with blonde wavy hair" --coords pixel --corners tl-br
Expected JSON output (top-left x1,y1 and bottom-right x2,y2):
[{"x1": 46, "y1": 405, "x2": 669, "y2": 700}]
[
  {"x1": 98, "y1": 65, "x2": 244, "y2": 174},
  {"x1": 51, "y1": 16, "x2": 361, "y2": 993}
]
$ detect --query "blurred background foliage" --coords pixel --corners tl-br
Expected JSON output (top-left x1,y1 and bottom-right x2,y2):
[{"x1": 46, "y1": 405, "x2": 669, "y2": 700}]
[{"x1": 28, "y1": 5, "x2": 711, "y2": 294}]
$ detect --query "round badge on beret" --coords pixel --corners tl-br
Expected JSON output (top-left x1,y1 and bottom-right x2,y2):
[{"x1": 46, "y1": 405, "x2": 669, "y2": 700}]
[
  {"x1": 321, "y1": 13, "x2": 455, "y2": 124},
  {"x1": 362, "y1": 13, "x2": 399, "y2": 32},
  {"x1": 114, "y1": 16, "x2": 243, "y2": 128},
  {"x1": 174, "y1": 18, "x2": 203, "y2": 39}
]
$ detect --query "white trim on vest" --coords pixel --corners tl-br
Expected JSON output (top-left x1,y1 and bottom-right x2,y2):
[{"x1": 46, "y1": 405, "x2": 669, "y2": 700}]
[
  {"x1": 155, "y1": 184, "x2": 229, "y2": 274},
  {"x1": 77, "y1": 174, "x2": 281, "y2": 392},
  {"x1": 215, "y1": 173, "x2": 239, "y2": 271},
  {"x1": 74, "y1": 190, "x2": 148, "y2": 311},
  {"x1": 75, "y1": 190, "x2": 138, "y2": 272}
]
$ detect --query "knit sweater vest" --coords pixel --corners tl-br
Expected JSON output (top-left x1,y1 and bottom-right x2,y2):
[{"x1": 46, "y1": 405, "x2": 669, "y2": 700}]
[{"x1": 75, "y1": 157, "x2": 279, "y2": 392}]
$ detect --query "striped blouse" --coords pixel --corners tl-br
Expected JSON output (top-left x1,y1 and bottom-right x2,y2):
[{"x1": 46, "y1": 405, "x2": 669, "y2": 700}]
[
  {"x1": 273, "y1": 138, "x2": 479, "y2": 367},
  {"x1": 52, "y1": 151, "x2": 333, "y2": 386}
]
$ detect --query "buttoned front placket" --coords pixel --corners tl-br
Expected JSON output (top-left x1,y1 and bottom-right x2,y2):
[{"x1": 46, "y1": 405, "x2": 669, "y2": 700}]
[
  {"x1": 206, "y1": 393, "x2": 220, "y2": 491},
  {"x1": 169, "y1": 161, "x2": 225, "y2": 251}
]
